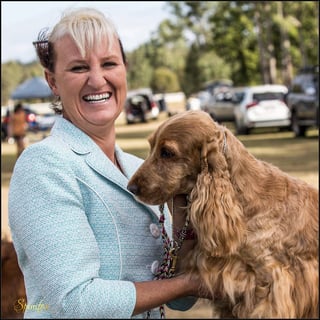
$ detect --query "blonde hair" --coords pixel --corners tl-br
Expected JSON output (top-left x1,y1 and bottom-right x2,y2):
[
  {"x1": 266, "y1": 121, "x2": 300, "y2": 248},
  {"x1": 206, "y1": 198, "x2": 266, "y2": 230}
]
[
  {"x1": 34, "y1": 7, "x2": 125, "y2": 72},
  {"x1": 49, "y1": 7, "x2": 119, "y2": 58}
]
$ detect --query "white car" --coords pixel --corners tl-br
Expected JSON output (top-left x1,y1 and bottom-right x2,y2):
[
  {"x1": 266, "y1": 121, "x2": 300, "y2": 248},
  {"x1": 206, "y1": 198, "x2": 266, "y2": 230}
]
[{"x1": 233, "y1": 84, "x2": 290, "y2": 135}]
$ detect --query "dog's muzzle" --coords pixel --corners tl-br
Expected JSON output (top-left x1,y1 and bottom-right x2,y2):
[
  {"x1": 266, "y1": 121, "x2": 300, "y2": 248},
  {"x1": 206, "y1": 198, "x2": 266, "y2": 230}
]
[{"x1": 127, "y1": 183, "x2": 140, "y2": 196}]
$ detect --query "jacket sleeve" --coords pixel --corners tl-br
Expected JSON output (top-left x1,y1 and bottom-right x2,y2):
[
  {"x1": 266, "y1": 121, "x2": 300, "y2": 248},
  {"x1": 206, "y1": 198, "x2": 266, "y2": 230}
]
[{"x1": 8, "y1": 142, "x2": 136, "y2": 319}]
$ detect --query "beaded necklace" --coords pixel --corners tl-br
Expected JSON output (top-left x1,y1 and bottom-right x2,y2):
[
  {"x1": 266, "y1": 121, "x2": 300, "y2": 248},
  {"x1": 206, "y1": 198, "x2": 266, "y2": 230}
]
[{"x1": 146, "y1": 203, "x2": 190, "y2": 319}]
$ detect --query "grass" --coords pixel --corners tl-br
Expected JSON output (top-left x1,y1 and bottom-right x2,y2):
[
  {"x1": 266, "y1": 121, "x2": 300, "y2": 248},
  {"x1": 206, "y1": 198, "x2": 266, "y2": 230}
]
[
  {"x1": 239, "y1": 130, "x2": 319, "y2": 175},
  {"x1": 1, "y1": 120, "x2": 319, "y2": 188},
  {"x1": 117, "y1": 121, "x2": 319, "y2": 188}
]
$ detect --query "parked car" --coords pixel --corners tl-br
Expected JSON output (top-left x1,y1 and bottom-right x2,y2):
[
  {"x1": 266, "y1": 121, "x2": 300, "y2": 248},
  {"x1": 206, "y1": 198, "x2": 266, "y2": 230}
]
[
  {"x1": 23, "y1": 106, "x2": 38, "y2": 132},
  {"x1": 286, "y1": 66, "x2": 319, "y2": 137},
  {"x1": 24, "y1": 103, "x2": 58, "y2": 132},
  {"x1": 186, "y1": 94, "x2": 201, "y2": 111},
  {"x1": 186, "y1": 91, "x2": 210, "y2": 111},
  {"x1": 233, "y1": 84, "x2": 290, "y2": 135},
  {"x1": 200, "y1": 79, "x2": 234, "y2": 122},
  {"x1": 1, "y1": 106, "x2": 10, "y2": 141},
  {"x1": 162, "y1": 92, "x2": 186, "y2": 116},
  {"x1": 124, "y1": 88, "x2": 159, "y2": 124}
]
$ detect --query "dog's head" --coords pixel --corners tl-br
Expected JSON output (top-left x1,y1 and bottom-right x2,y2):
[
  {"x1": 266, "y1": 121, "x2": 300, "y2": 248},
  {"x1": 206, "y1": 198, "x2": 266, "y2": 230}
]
[{"x1": 127, "y1": 110, "x2": 227, "y2": 205}]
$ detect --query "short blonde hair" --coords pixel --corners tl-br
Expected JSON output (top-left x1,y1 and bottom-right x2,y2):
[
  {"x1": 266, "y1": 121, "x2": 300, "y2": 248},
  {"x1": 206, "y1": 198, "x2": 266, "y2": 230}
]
[
  {"x1": 34, "y1": 7, "x2": 125, "y2": 72},
  {"x1": 50, "y1": 7, "x2": 119, "y2": 58}
]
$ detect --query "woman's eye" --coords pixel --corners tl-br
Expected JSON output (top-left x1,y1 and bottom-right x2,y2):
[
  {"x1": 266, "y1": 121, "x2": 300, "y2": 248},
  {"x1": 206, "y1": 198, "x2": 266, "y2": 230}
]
[
  {"x1": 160, "y1": 147, "x2": 175, "y2": 159},
  {"x1": 103, "y1": 61, "x2": 117, "y2": 68},
  {"x1": 70, "y1": 65, "x2": 88, "y2": 72}
]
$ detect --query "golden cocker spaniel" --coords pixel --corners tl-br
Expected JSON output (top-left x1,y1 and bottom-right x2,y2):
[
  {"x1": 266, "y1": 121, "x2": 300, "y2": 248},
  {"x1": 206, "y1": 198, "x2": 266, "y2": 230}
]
[{"x1": 127, "y1": 110, "x2": 318, "y2": 319}]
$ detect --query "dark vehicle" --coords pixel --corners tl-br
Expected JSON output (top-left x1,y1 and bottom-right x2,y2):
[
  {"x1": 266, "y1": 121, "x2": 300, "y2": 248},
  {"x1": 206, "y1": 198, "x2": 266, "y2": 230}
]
[
  {"x1": 1, "y1": 107, "x2": 10, "y2": 141},
  {"x1": 124, "y1": 88, "x2": 159, "y2": 124},
  {"x1": 286, "y1": 66, "x2": 319, "y2": 137}
]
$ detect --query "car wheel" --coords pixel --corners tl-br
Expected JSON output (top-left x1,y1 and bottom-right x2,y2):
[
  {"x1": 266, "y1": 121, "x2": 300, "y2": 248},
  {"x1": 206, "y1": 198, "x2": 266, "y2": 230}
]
[
  {"x1": 235, "y1": 121, "x2": 249, "y2": 135},
  {"x1": 209, "y1": 112, "x2": 216, "y2": 121},
  {"x1": 291, "y1": 112, "x2": 307, "y2": 137},
  {"x1": 140, "y1": 114, "x2": 147, "y2": 123}
]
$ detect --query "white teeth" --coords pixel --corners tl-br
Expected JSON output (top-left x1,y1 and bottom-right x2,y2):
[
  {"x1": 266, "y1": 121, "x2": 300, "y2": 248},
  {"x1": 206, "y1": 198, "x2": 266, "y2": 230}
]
[{"x1": 84, "y1": 93, "x2": 111, "y2": 102}]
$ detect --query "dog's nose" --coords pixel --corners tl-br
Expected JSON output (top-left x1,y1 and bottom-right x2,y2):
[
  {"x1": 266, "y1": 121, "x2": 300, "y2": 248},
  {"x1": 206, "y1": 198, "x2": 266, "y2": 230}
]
[{"x1": 127, "y1": 183, "x2": 140, "y2": 195}]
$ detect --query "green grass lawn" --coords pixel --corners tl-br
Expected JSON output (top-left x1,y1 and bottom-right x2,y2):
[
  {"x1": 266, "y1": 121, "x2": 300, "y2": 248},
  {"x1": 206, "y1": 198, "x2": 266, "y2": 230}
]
[{"x1": 1, "y1": 121, "x2": 318, "y2": 188}]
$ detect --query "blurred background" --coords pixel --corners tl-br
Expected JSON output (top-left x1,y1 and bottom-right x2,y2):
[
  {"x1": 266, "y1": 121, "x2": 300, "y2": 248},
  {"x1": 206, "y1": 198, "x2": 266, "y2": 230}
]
[{"x1": 1, "y1": 1, "x2": 318, "y2": 318}]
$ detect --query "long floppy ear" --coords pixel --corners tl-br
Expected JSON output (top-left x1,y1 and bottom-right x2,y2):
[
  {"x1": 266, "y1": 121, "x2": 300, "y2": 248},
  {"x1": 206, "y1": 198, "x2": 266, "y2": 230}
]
[{"x1": 189, "y1": 131, "x2": 244, "y2": 256}]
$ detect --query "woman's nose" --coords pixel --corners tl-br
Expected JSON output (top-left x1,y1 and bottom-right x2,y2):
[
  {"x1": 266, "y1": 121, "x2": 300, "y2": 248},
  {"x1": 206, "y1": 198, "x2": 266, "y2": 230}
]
[{"x1": 87, "y1": 68, "x2": 107, "y2": 89}]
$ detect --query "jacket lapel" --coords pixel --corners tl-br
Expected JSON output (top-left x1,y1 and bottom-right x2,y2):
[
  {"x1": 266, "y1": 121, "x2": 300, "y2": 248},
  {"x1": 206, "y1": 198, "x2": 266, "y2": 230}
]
[{"x1": 51, "y1": 117, "x2": 154, "y2": 209}]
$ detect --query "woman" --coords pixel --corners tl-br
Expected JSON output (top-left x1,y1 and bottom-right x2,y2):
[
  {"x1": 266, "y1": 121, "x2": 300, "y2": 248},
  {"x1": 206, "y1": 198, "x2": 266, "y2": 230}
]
[{"x1": 9, "y1": 7, "x2": 208, "y2": 318}]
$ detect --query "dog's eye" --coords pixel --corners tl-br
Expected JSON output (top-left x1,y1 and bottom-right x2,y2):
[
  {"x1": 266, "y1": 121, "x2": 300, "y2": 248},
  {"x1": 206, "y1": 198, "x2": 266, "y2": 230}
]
[{"x1": 160, "y1": 147, "x2": 175, "y2": 159}]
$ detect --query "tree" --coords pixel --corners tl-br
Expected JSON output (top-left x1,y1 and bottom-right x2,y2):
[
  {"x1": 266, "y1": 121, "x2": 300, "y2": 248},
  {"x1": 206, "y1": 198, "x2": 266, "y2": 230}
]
[
  {"x1": 126, "y1": 45, "x2": 153, "y2": 90},
  {"x1": 1, "y1": 61, "x2": 43, "y2": 105},
  {"x1": 254, "y1": 2, "x2": 277, "y2": 84},
  {"x1": 150, "y1": 67, "x2": 180, "y2": 93},
  {"x1": 3, "y1": 1, "x2": 318, "y2": 101}
]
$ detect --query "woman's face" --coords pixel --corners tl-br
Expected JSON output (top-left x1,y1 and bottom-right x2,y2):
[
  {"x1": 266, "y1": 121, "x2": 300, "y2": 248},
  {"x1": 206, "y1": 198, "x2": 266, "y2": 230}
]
[{"x1": 45, "y1": 34, "x2": 127, "y2": 136}]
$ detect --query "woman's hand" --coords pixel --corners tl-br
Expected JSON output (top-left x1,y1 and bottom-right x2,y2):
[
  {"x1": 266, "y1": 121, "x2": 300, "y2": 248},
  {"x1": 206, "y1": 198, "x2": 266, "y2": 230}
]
[
  {"x1": 175, "y1": 272, "x2": 214, "y2": 300},
  {"x1": 133, "y1": 272, "x2": 213, "y2": 316}
]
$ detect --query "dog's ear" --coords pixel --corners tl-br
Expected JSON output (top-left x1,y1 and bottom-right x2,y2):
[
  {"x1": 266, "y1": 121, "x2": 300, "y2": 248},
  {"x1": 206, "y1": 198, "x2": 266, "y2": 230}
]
[
  {"x1": 190, "y1": 135, "x2": 244, "y2": 256},
  {"x1": 200, "y1": 130, "x2": 226, "y2": 172}
]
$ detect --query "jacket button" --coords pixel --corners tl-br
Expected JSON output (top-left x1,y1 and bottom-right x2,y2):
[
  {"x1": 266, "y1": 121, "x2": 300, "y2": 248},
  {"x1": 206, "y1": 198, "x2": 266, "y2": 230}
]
[
  {"x1": 151, "y1": 260, "x2": 160, "y2": 274},
  {"x1": 149, "y1": 223, "x2": 161, "y2": 238}
]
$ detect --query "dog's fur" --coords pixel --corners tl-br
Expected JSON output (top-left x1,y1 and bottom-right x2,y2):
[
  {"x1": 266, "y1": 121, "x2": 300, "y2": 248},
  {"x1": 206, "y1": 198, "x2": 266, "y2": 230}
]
[
  {"x1": 1, "y1": 239, "x2": 26, "y2": 319},
  {"x1": 127, "y1": 110, "x2": 319, "y2": 318}
]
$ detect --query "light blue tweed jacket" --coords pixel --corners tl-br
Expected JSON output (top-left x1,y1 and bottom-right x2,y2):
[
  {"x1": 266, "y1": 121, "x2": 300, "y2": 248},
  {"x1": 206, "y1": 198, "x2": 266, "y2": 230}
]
[{"x1": 8, "y1": 117, "x2": 196, "y2": 319}]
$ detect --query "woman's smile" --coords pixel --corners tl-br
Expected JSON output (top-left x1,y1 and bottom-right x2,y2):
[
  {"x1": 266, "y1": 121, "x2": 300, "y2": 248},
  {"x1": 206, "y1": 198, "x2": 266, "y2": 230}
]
[{"x1": 83, "y1": 92, "x2": 112, "y2": 104}]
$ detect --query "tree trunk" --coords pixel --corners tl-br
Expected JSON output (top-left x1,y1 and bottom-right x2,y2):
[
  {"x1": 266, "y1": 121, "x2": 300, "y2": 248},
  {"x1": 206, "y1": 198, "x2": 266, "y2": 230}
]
[
  {"x1": 278, "y1": 2, "x2": 293, "y2": 86},
  {"x1": 254, "y1": 4, "x2": 270, "y2": 84},
  {"x1": 264, "y1": 2, "x2": 277, "y2": 83}
]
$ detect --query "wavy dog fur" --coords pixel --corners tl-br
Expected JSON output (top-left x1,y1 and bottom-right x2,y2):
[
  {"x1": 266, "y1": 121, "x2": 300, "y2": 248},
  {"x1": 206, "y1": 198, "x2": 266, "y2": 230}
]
[{"x1": 127, "y1": 110, "x2": 319, "y2": 318}]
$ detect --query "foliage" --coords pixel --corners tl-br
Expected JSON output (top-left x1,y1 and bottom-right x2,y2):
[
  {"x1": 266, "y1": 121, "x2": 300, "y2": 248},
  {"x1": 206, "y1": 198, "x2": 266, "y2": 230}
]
[
  {"x1": 126, "y1": 46, "x2": 153, "y2": 90},
  {"x1": 150, "y1": 67, "x2": 180, "y2": 93},
  {"x1": 1, "y1": 61, "x2": 43, "y2": 105},
  {"x1": 1, "y1": 1, "x2": 318, "y2": 105}
]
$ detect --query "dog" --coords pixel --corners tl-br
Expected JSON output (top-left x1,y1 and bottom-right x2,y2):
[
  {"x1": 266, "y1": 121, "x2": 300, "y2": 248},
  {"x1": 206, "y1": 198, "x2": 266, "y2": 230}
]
[{"x1": 127, "y1": 110, "x2": 319, "y2": 318}]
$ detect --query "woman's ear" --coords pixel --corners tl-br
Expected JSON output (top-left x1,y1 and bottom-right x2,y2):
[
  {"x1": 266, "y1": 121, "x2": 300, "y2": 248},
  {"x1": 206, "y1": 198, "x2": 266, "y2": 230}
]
[{"x1": 44, "y1": 69, "x2": 58, "y2": 96}]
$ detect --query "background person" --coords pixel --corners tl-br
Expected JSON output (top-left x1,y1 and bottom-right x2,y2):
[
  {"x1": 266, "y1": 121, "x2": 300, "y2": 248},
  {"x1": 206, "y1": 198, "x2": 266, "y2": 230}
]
[
  {"x1": 8, "y1": 103, "x2": 28, "y2": 157},
  {"x1": 8, "y1": 7, "x2": 209, "y2": 319}
]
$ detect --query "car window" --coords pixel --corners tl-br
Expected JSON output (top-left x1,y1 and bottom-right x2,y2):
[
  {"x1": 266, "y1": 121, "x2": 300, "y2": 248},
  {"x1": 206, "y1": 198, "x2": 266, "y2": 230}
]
[
  {"x1": 232, "y1": 92, "x2": 245, "y2": 103},
  {"x1": 253, "y1": 92, "x2": 285, "y2": 102},
  {"x1": 292, "y1": 74, "x2": 316, "y2": 93}
]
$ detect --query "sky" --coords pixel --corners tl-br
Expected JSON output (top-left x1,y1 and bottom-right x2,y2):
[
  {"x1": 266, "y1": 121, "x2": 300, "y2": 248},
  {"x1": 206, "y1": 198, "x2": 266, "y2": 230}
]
[{"x1": 1, "y1": 1, "x2": 169, "y2": 64}]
